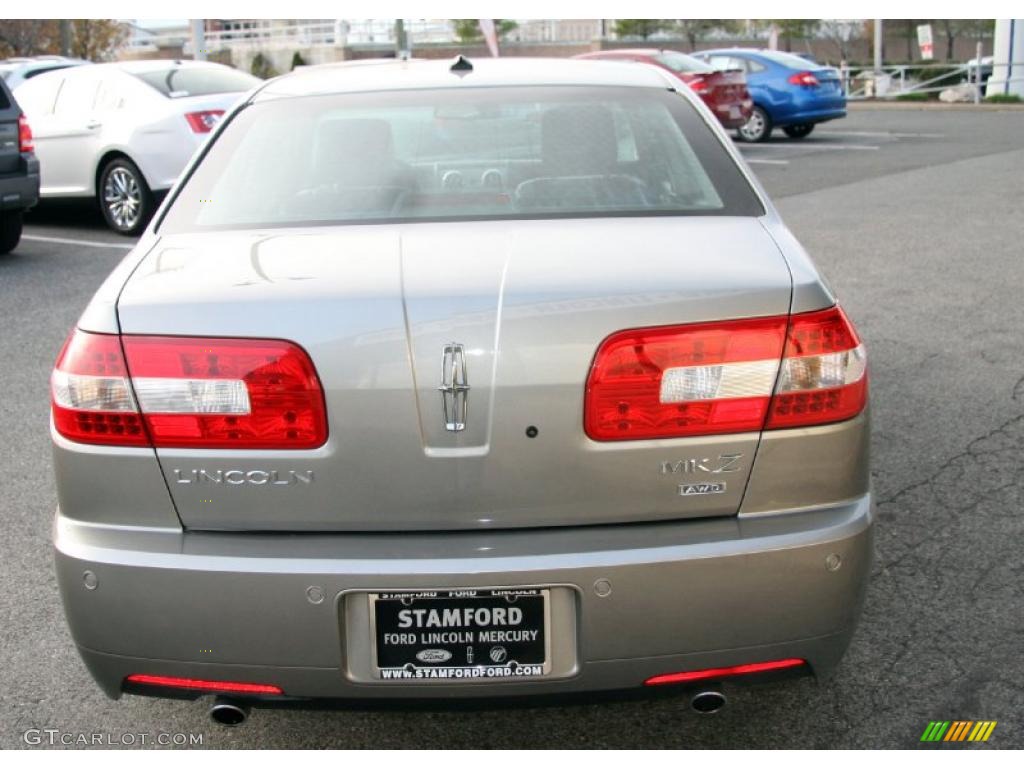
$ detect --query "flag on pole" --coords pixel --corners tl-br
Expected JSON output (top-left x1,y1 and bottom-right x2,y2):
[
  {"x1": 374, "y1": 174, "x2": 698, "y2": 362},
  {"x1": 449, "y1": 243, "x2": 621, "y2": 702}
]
[{"x1": 479, "y1": 19, "x2": 499, "y2": 57}]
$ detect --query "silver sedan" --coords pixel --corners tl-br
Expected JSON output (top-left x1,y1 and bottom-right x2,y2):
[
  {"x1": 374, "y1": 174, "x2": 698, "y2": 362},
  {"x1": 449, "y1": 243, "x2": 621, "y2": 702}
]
[{"x1": 51, "y1": 56, "x2": 872, "y2": 725}]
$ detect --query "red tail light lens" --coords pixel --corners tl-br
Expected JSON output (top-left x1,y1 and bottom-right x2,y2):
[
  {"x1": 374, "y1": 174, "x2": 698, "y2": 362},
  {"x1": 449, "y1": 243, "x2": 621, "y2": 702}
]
[
  {"x1": 184, "y1": 110, "x2": 225, "y2": 133},
  {"x1": 687, "y1": 76, "x2": 709, "y2": 95},
  {"x1": 766, "y1": 306, "x2": 867, "y2": 429},
  {"x1": 52, "y1": 330, "x2": 327, "y2": 449},
  {"x1": 121, "y1": 336, "x2": 327, "y2": 449},
  {"x1": 788, "y1": 71, "x2": 820, "y2": 86},
  {"x1": 585, "y1": 316, "x2": 788, "y2": 440},
  {"x1": 18, "y1": 114, "x2": 33, "y2": 152},
  {"x1": 125, "y1": 674, "x2": 282, "y2": 695},
  {"x1": 51, "y1": 331, "x2": 148, "y2": 446},
  {"x1": 645, "y1": 658, "x2": 807, "y2": 686},
  {"x1": 584, "y1": 307, "x2": 866, "y2": 441}
]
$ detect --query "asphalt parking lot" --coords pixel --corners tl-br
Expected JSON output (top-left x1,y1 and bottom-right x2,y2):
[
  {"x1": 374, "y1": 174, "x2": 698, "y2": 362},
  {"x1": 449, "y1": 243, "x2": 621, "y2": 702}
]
[{"x1": 2, "y1": 105, "x2": 1023, "y2": 749}]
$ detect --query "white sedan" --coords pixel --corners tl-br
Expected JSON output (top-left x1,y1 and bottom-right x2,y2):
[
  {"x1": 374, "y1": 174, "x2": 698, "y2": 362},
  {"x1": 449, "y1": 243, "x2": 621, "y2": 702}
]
[{"x1": 14, "y1": 60, "x2": 260, "y2": 234}]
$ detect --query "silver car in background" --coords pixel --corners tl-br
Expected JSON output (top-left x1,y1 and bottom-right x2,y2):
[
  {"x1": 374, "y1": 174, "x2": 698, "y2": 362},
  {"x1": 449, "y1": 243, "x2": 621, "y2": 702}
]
[{"x1": 51, "y1": 57, "x2": 872, "y2": 724}]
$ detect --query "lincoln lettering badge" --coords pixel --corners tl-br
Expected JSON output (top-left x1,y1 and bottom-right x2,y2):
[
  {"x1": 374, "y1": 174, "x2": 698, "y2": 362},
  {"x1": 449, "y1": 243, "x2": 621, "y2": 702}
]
[{"x1": 438, "y1": 342, "x2": 470, "y2": 432}]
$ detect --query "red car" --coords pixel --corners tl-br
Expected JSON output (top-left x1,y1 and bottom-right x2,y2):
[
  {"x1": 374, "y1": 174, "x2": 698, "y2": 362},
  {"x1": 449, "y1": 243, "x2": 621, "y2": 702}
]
[{"x1": 575, "y1": 49, "x2": 753, "y2": 129}]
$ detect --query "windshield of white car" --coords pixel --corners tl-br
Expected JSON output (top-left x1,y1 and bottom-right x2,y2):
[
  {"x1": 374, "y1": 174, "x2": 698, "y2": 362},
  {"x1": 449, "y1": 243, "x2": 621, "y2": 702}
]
[
  {"x1": 158, "y1": 85, "x2": 763, "y2": 233},
  {"x1": 132, "y1": 66, "x2": 260, "y2": 98}
]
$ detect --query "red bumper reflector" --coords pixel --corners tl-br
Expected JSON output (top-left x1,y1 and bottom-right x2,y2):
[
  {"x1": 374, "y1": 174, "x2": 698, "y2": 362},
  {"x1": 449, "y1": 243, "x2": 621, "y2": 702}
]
[
  {"x1": 125, "y1": 674, "x2": 283, "y2": 695},
  {"x1": 644, "y1": 658, "x2": 806, "y2": 686}
]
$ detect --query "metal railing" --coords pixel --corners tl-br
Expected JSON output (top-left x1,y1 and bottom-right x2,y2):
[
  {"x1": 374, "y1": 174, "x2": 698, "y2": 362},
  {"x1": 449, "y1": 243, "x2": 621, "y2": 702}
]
[
  {"x1": 125, "y1": 20, "x2": 459, "y2": 53},
  {"x1": 841, "y1": 59, "x2": 1024, "y2": 103}
]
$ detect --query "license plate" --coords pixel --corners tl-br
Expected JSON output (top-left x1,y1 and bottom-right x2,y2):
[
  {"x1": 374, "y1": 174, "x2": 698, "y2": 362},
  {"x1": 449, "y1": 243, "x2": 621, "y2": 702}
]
[{"x1": 370, "y1": 588, "x2": 549, "y2": 681}]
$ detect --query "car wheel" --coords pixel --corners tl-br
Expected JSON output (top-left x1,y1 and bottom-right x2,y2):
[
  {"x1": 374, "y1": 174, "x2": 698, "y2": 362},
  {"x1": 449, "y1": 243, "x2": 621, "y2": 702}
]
[
  {"x1": 99, "y1": 157, "x2": 153, "y2": 236},
  {"x1": 0, "y1": 211, "x2": 23, "y2": 255},
  {"x1": 736, "y1": 106, "x2": 772, "y2": 143},
  {"x1": 783, "y1": 124, "x2": 815, "y2": 139}
]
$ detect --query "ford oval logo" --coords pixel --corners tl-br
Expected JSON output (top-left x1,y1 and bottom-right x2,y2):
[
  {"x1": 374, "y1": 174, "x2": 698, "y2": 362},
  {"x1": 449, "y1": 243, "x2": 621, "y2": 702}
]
[{"x1": 415, "y1": 648, "x2": 452, "y2": 664}]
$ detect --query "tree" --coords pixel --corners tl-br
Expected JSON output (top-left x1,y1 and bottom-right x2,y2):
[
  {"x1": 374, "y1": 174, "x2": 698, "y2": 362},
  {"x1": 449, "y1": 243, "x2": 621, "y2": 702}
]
[
  {"x1": 0, "y1": 19, "x2": 126, "y2": 60},
  {"x1": 452, "y1": 19, "x2": 518, "y2": 43},
  {"x1": 935, "y1": 19, "x2": 994, "y2": 61},
  {"x1": 676, "y1": 19, "x2": 739, "y2": 51},
  {"x1": 0, "y1": 20, "x2": 59, "y2": 57},
  {"x1": 69, "y1": 19, "x2": 127, "y2": 61},
  {"x1": 767, "y1": 20, "x2": 817, "y2": 52},
  {"x1": 612, "y1": 19, "x2": 677, "y2": 41},
  {"x1": 250, "y1": 52, "x2": 278, "y2": 79},
  {"x1": 291, "y1": 51, "x2": 306, "y2": 70},
  {"x1": 819, "y1": 19, "x2": 864, "y2": 61}
]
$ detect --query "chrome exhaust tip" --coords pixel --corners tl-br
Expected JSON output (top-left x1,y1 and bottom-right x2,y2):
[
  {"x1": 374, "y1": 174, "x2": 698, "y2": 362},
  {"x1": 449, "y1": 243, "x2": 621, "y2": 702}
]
[
  {"x1": 209, "y1": 697, "x2": 250, "y2": 727},
  {"x1": 690, "y1": 689, "x2": 727, "y2": 714}
]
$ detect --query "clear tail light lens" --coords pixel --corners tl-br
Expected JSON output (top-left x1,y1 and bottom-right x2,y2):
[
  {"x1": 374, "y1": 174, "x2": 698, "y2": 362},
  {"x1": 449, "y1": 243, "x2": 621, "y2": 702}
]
[
  {"x1": 18, "y1": 114, "x2": 34, "y2": 152},
  {"x1": 52, "y1": 331, "x2": 327, "y2": 449},
  {"x1": 584, "y1": 306, "x2": 866, "y2": 440},
  {"x1": 184, "y1": 110, "x2": 225, "y2": 133}
]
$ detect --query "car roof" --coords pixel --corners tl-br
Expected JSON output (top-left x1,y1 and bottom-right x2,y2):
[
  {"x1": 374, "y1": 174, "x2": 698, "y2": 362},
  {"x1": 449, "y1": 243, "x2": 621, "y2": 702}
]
[
  {"x1": 254, "y1": 57, "x2": 679, "y2": 101},
  {"x1": 579, "y1": 49, "x2": 666, "y2": 58},
  {"x1": 698, "y1": 48, "x2": 765, "y2": 57},
  {"x1": 45, "y1": 59, "x2": 233, "y2": 77}
]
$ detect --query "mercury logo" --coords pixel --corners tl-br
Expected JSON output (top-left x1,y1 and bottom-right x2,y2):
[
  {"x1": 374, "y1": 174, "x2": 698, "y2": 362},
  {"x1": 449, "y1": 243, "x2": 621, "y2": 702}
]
[{"x1": 172, "y1": 469, "x2": 314, "y2": 486}]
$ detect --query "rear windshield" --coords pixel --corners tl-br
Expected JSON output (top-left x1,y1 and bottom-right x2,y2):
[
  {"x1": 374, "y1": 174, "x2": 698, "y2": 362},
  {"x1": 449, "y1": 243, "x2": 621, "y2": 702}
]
[
  {"x1": 756, "y1": 51, "x2": 823, "y2": 70},
  {"x1": 159, "y1": 85, "x2": 762, "y2": 233},
  {"x1": 654, "y1": 51, "x2": 715, "y2": 75},
  {"x1": 133, "y1": 66, "x2": 259, "y2": 98}
]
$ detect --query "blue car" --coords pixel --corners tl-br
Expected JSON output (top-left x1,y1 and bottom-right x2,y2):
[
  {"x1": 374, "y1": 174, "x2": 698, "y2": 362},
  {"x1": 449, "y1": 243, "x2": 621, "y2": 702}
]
[{"x1": 694, "y1": 49, "x2": 846, "y2": 141}]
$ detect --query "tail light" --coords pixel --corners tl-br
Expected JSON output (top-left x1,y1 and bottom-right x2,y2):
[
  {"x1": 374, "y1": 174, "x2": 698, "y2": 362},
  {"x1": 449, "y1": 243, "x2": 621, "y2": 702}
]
[
  {"x1": 687, "y1": 76, "x2": 710, "y2": 95},
  {"x1": 584, "y1": 306, "x2": 866, "y2": 441},
  {"x1": 184, "y1": 110, "x2": 225, "y2": 133},
  {"x1": 125, "y1": 674, "x2": 283, "y2": 695},
  {"x1": 765, "y1": 306, "x2": 867, "y2": 429},
  {"x1": 788, "y1": 71, "x2": 820, "y2": 86},
  {"x1": 52, "y1": 330, "x2": 327, "y2": 449},
  {"x1": 645, "y1": 658, "x2": 807, "y2": 686},
  {"x1": 18, "y1": 114, "x2": 33, "y2": 152}
]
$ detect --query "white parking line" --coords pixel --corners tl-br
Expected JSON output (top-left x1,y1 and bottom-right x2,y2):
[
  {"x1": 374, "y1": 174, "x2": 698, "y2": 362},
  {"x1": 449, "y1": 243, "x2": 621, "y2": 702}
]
[
  {"x1": 740, "y1": 142, "x2": 880, "y2": 151},
  {"x1": 22, "y1": 234, "x2": 135, "y2": 250},
  {"x1": 817, "y1": 130, "x2": 945, "y2": 138},
  {"x1": 744, "y1": 158, "x2": 790, "y2": 165}
]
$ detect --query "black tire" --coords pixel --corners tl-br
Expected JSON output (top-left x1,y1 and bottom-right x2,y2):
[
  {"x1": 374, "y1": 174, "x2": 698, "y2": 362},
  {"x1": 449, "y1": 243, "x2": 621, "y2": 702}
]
[
  {"x1": 0, "y1": 210, "x2": 23, "y2": 254},
  {"x1": 98, "y1": 157, "x2": 153, "y2": 236},
  {"x1": 735, "y1": 105, "x2": 772, "y2": 143},
  {"x1": 783, "y1": 124, "x2": 815, "y2": 139}
]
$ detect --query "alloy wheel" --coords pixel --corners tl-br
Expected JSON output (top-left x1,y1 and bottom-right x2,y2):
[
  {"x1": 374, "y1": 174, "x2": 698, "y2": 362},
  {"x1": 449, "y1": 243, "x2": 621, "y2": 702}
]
[{"x1": 103, "y1": 167, "x2": 142, "y2": 232}]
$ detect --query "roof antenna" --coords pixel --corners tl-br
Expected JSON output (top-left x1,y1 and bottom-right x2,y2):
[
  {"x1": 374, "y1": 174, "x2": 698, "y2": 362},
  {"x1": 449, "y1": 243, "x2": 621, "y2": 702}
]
[{"x1": 449, "y1": 55, "x2": 473, "y2": 76}]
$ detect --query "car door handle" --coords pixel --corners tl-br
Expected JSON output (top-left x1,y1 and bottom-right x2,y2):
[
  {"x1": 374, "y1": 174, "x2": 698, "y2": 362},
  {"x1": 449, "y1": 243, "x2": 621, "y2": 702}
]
[{"x1": 85, "y1": 120, "x2": 102, "y2": 130}]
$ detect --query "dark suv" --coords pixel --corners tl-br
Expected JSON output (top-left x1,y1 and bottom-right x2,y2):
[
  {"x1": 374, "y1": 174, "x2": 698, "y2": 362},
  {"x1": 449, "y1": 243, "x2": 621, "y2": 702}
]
[{"x1": 0, "y1": 76, "x2": 39, "y2": 253}]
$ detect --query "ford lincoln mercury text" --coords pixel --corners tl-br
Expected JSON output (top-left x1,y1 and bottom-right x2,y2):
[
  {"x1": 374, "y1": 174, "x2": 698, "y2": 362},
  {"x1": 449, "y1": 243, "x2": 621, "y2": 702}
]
[{"x1": 50, "y1": 57, "x2": 872, "y2": 725}]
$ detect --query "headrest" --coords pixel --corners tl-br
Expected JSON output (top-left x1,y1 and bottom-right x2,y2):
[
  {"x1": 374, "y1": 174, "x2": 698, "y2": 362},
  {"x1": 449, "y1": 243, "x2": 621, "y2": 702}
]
[
  {"x1": 314, "y1": 118, "x2": 395, "y2": 167},
  {"x1": 541, "y1": 105, "x2": 618, "y2": 174}
]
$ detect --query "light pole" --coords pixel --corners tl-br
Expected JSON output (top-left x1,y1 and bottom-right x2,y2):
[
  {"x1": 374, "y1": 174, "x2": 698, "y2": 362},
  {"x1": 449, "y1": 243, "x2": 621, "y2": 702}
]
[{"x1": 191, "y1": 19, "x2": 207, "y2": 61}]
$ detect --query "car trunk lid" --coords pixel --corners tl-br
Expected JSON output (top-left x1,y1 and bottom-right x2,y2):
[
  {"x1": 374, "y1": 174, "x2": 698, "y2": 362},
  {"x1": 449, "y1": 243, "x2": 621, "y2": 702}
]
[{"x1": 116, "y1": 217, "x2": 793, "y2": 531}]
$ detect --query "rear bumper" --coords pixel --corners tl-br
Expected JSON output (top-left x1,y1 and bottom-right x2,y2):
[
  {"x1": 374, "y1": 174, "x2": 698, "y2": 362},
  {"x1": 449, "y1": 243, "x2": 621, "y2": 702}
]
[
  {"x1": 708, "y1": 98, "x2": 754, "y2": 128},
  {"x1": 0, "y1": 156, "x2": 40, "y2": 210},
  {"x1": 779, "y1": 106, "x2": 847, "y2": 127},
  {"x1": 55, "y1": 493, "x2": 873, "y2": 702}
]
